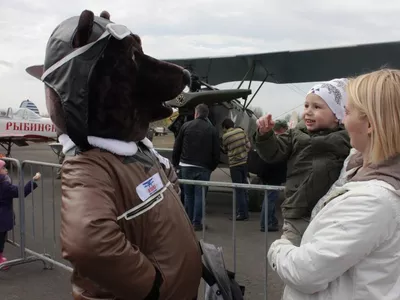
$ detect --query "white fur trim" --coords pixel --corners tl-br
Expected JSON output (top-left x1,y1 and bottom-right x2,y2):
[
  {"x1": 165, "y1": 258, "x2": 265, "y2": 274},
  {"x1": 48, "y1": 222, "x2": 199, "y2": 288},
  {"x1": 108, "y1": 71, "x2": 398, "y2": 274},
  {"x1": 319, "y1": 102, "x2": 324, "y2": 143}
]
[
  {"x1": 87, "y1": 136, "x2": 138, "y2": 156},
  {"x1": 58, "y1": 134, "x2": 172, "y2": 170},
  {"x1": 141, "y1": 137, "x2": 154, "y2": 149},
  {"x1": 59, "y1": 134, "x2": 76, "y2": 154},
  {"x1": 58, "y1": 134, "x2": 160, "y2": 158}
]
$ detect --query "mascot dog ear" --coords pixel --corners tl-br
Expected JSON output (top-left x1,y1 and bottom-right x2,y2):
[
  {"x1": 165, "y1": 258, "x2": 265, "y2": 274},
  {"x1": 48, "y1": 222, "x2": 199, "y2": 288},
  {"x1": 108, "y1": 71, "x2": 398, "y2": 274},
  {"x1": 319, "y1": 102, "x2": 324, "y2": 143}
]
[
  {"x1": 100, "y1": 11, "x2": 110, "y2": 20},
  {"x1": 72, "y1": 10, "x2": 111, "y2": 47},
  {"x1": 44, "y1": 10, "x2": 99, "y2": 140},
  {"x1": 42, "y1": 9, "x2": 191, "y2": 149},
  {"x1": 72, "y1": 10, "x2": 94, "y2": 48}
]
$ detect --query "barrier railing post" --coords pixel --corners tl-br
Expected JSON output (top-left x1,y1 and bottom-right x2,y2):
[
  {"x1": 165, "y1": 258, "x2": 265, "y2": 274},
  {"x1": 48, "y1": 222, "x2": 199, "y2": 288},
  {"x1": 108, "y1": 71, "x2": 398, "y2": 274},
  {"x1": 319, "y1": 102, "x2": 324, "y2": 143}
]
[
  {"x1": 232, "y1": 188, "x2": 237, "y2": 274},
  {"x1": 201, "y1": 185, "x2": 207, "y2": 298},
  {"x1": 17, "y1": 159, "x2": 26, "y2": 259},
  {"x1": 52, "y1": 167, "x2": 57, "y2": 262},
  {"x1": 202, "y1": 186, "x2": 206, "y2": 240},
  {"x1": 29, "y1": 164, "x2": 36, "y2": 238},
  {"x1": 40, "y1": 165, "x2": 46, "y2": 256},
  {"x1": 10, "y1": 162, "x2": 16, "y2": 244},
  {"x1": 264, "y1": 191, "x2": 269, "y2": 300}
]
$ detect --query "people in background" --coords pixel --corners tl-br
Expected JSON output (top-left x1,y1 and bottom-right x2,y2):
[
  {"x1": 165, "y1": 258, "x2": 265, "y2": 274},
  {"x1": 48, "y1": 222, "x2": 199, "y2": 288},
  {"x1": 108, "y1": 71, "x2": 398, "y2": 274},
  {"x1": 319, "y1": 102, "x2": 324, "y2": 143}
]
[
  {"x1": 0, "y1": 160, "x2": 41, "y2": 266},
  {"x1": 172, "y1": 104, "x2": 220, "y2": 231},
  {"x1": 255, "y1": 78, "x2": 351, "y2": 246},
  {"x1": 221, "y1": 118, "x2": 251, "y2": 221}
]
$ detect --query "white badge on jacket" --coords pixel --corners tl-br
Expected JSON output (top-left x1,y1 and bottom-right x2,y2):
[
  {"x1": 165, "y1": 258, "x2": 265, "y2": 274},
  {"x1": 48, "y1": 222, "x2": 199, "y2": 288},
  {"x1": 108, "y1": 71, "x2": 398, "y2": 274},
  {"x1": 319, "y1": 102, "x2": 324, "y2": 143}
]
[{"x1": 136, "y1": 172, "x2": 164, "y2": 201}]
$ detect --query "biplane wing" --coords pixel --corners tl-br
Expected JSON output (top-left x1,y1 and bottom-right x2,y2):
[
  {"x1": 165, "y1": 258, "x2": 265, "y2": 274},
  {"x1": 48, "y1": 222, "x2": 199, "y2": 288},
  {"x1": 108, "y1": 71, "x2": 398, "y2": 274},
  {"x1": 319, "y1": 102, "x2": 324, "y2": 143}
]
[
  {"x1": 25, "y1": 39, "x2": 400, "y2": 173},
  {"x1": 164, "y1": 40, "x2": 400, "y2": 85},
  {"x1": 26, "y1": 39, "x2": 400, "y2": 86}
]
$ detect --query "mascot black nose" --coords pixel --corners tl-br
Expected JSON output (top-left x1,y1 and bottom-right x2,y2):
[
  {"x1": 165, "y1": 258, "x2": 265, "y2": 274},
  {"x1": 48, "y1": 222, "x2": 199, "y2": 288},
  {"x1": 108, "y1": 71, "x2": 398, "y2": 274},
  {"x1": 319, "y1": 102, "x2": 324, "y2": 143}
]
[{"x1": 182, "y1": 69, "x2": 192, "y2": 87}]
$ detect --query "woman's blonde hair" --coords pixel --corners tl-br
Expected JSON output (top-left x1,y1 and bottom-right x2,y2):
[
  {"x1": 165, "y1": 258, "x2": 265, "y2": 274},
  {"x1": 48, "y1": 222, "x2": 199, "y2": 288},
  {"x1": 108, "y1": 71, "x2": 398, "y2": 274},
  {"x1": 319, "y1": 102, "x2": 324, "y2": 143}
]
[{"x1": 347, "y1": 68, "x2": 400, "y2": 164}]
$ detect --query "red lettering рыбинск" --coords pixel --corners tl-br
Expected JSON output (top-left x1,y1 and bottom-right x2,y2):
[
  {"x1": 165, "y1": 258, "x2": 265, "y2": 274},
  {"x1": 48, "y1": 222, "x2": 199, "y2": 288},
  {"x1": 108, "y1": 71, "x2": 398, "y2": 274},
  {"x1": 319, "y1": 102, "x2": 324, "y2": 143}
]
[{"x1": 5, "y1": 122, "x2": 56, "y2": 132}]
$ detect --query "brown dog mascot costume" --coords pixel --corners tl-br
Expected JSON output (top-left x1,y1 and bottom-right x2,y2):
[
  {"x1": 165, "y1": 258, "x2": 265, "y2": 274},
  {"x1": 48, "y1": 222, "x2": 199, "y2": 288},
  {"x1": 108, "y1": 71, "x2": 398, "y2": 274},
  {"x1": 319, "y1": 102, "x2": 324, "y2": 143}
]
[{"x1": 38, "y1": 10, "x2": 202, "y2": 300}]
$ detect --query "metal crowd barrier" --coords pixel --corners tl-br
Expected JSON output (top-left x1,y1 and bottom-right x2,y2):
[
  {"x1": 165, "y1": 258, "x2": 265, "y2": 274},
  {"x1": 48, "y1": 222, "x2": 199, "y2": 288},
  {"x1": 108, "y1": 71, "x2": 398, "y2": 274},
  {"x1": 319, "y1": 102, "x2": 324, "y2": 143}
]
[
  {"x1": 0, "y1": 158, "x2": 284, "y2": 300},
  {"x1": 20, "y1": 160, "x2": 73, "y2": 272},
  {"x1": 179, "y1": 179, "x2": 284, "y2": 300},
  {"x1": 0, "y1": 158, "x2": 49, "y2": 270}
]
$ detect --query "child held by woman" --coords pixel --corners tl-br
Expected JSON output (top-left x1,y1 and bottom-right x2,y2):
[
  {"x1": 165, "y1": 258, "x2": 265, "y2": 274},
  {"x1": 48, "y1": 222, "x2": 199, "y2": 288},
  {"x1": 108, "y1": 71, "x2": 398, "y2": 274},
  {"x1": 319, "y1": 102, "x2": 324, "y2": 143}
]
[{"x1": 255, "y1": 78, "x2": 351, "y2": 246}]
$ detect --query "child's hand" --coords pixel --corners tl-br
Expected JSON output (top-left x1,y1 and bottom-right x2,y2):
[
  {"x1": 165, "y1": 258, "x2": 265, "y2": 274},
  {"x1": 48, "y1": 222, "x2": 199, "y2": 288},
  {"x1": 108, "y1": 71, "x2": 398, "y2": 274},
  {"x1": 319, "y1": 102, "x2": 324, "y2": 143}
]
[
  {"x1": 33, "y1": 172, "x2": 41, "y2": 181},
  {"x1": 256, "y1": 114, "x2": 275, "y2": 135}
]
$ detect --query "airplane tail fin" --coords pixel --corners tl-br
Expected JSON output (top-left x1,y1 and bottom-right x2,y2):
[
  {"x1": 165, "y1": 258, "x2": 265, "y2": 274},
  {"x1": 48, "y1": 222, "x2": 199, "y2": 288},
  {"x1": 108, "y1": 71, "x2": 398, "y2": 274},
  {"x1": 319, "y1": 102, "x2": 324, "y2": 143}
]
[{"x1": 20, "y1": 99, "x2": 40, "y2": 115}]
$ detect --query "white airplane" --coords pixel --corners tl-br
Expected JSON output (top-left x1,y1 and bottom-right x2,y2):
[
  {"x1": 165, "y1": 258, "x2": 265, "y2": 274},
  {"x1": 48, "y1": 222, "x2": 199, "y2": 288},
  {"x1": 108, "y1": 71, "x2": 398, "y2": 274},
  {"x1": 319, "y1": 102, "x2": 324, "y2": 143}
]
[{"x1": 0, "y1": 107, "x2": 57, "y2": 157}]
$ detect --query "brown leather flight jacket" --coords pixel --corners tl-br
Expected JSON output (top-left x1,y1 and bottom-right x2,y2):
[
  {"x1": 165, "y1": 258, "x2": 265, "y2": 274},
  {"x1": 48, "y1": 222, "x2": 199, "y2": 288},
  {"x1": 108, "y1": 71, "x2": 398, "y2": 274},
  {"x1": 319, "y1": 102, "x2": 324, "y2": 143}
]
[{"x1": 60, "y1": 144, "x2": 202, "y2": 300}]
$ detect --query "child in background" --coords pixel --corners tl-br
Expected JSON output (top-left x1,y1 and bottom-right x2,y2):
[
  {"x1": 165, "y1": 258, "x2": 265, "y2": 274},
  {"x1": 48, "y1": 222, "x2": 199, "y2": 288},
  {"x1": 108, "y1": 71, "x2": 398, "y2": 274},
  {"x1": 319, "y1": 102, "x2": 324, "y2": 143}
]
[
  {"x1": 0, "y1": 160, "x2": 41, "y2": 266},
  {"x1": 255, "y1": 79, "x2": 351, "y2": 246}
]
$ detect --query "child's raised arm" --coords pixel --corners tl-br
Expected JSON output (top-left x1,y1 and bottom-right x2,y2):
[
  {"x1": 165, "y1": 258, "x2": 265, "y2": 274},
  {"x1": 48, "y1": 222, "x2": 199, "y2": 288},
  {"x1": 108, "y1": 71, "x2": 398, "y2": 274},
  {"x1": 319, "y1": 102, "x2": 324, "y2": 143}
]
[
  {"x1": 254, "y1": 114, "x2": 293, "y2": 163},
  {"x1": 7, "y1": 173, "x2": 41, "y2": 199}
]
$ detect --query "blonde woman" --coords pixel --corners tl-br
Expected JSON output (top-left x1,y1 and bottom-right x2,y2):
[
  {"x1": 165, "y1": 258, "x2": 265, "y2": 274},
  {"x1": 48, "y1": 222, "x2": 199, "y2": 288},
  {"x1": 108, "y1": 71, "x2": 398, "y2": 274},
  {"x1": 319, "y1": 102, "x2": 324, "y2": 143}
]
[{"x1": 268, "y1": 69, "x2": 400, "y2": 300}]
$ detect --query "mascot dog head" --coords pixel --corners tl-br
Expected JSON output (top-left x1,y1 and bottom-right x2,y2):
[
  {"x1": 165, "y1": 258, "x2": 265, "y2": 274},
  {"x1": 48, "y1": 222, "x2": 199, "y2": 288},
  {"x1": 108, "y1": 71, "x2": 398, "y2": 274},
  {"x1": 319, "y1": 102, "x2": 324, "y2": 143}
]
[{"x1": 42, "y1": 10, "x2": 190, "y2": 150}]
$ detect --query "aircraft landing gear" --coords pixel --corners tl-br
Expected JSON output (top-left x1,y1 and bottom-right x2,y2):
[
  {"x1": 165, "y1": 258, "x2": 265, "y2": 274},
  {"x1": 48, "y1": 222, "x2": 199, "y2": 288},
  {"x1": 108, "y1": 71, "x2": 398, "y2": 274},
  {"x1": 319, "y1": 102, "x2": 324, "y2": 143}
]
[
  {"x1": 0, "y1": 141, "x2": 14, "y2": 170},
  {"x1": 0, "y1": 141, "x2": 12, "y2": 158}
]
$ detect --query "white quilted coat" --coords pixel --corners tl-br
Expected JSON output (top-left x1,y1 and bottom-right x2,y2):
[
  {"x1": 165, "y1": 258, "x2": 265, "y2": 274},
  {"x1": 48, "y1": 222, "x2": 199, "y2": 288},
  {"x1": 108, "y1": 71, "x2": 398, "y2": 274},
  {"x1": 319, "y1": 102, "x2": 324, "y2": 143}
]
[{"x1": 268, "y1": 152, "x2": 400, "y2": 300}]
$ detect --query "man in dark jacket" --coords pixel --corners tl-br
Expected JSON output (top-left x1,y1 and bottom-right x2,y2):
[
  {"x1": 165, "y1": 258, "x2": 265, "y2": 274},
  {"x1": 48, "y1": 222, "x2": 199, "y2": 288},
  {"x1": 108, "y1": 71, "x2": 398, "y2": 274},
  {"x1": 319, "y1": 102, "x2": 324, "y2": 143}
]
[{"x1": 172, "y1": 104, "x2": 220, "y2": 231}]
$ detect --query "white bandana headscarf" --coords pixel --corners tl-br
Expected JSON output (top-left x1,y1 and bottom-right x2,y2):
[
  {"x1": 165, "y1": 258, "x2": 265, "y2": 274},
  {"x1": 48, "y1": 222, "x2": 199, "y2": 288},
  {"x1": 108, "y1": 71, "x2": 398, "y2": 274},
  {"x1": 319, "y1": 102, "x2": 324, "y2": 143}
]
[{"x1": 307, "y1": 78, "x2": 348, "y2": 123}]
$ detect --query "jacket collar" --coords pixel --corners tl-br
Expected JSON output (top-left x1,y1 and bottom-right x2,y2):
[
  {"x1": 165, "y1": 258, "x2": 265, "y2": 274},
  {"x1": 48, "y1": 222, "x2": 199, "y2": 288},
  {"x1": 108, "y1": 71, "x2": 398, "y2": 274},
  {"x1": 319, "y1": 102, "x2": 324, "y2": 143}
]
[
  {"x1": 348, "y1": 152, "x2": 400, "y2": 191},
  {"x1": 296, "y1": 119, "x2": 346, "y2": 136},
  {"x1": 58, "y1": 133, "x2": 154, "y2": 156}
]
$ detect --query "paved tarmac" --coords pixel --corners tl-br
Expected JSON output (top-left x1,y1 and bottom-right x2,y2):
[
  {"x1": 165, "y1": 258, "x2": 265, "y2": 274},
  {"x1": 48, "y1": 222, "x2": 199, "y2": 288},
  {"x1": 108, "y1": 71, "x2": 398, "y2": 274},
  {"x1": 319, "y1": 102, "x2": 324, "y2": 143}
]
[{"x1": 1, "y1": 138, "x2": 285, "y2": 300}]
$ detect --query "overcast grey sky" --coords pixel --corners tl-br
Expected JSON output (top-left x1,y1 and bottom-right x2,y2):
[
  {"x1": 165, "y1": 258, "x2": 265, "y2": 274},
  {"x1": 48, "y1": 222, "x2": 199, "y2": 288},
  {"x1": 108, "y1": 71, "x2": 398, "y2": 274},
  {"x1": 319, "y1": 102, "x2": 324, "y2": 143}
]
[{"x1": 1, "y1": 0, "x2": 400, "y2": 119}]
